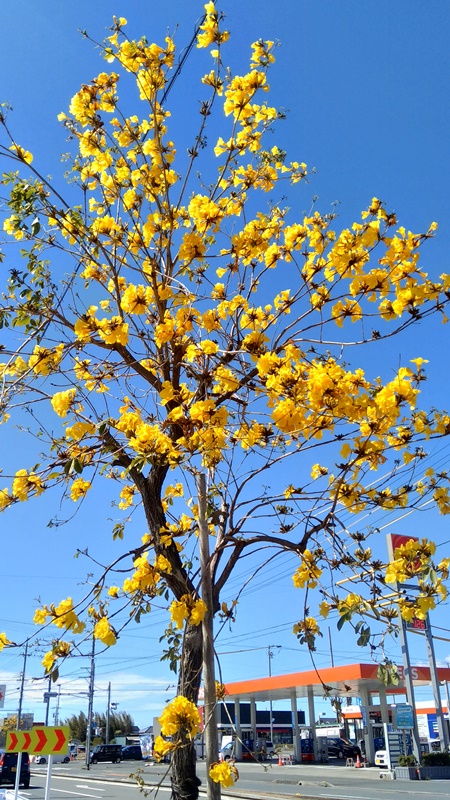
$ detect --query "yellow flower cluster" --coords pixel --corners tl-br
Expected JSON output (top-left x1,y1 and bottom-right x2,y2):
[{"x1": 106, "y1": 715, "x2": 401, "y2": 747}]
[
  {"x1": 169, "y1": 595, "x2": 207, "y2": 628},
  {"x1": 209, "y1": 761, "x2": 237, "y2": 787},
  {"x1": 196, "y1": 2, "x2": 229, "y2": 50},
  {"x1": 0, "y1": 633, "x2": 12, "y2": 651},
  {"x1": 385, "y1": 538, "x2": 436, "y2": 584},
  {"x1": 94, "y1": 617, "x2": 117, "y2": 646},
  {"x1": 28, "y1": 344, "x2": 64, "y2": 376},
  {"x1": 153, "y1": 736, "x2": 177, "y2": 761},
  {"x1": 12, "y1": 470, "x2": 44, "y2": 502},
  {"x1": 122, "y1": 553, "x2": 171, "y2": 595},
  {"x1": 51, "y1": 389, "x2": 76, "y2": 418},
  {"x1": 70, "y1": 478, "x2": 91, "y2": 502},
  {"x1": 33, "y1": 597, "x2": 85, "y2": 634},
  {"x1": 292, "y1": 550, "x2": 322, "y2": 589},
  {"x1": 159, "y1": 696, "x2": 200, "y2": 738},
  {"x1": 293, "y1": 617, "x2": 321, "y2": 637}
]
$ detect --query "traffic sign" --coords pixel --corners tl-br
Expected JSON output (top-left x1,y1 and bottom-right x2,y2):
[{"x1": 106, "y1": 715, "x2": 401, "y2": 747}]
[{"x1": 6, "y1": 726, "x2": 69, "y2": 755}]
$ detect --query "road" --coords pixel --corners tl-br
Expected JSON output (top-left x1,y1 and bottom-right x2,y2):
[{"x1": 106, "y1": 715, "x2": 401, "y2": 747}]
[{"x1": 11, "y1": 759, "x2": 450, "y2": 800}]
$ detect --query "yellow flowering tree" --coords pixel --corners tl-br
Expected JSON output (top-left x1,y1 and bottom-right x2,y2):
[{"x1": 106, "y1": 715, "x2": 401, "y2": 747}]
[{"x1": 1, "y1": 3, "x2": 450, "y2": 797}]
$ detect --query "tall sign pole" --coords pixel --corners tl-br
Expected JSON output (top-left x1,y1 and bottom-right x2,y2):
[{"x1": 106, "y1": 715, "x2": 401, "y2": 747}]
[
  {"x1": 397, "y1": 612, "x2": 421, "y2": 763},
  {"x1": 424, "y1": 620, "x2": 448, "y2": 748},
  {"x1": 14, "y1": 641, "x2": 28, "y2": 800},
  {"x1": 85, "y1": 635, "x2": 95, "y2": 771},
  {"x1": 386, "y1": 535, "x2": 421, "y2": 764}
]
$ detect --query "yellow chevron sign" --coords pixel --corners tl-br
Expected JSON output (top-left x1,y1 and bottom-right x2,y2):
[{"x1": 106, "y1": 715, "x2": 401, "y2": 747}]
[{"x1": 6, "y1": 726, "x2": 69, "y2": 755}]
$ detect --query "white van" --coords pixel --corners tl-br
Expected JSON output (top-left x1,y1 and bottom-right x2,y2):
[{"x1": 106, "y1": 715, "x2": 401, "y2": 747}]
[{"x1": 33, "y1": 753, "x2": 71, "y2": 764}]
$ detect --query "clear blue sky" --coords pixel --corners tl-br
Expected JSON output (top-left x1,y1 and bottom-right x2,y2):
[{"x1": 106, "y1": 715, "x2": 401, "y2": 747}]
[{"x1": 0, "y1": 1, "x2": 449, "y2": 729}]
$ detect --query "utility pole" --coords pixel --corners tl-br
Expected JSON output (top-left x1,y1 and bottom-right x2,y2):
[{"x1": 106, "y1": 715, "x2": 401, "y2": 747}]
[
  {"x1": 54, "y1": 684, "x2": 61, "y2": 726},
  {"x1": 197, "y1": 472, "x2": 220, "y2": 800},
  {"x1": 44, "y1": 676, "x2": 52, "y2": 726},
  {"x1": 85, "y1": 635, "x2": 95, "y2": 771},
  {"x1": 14, "y1": 641, "x2": 28, "y2": 800},
  {"x1": 17, "y1": 641, "x2": 28, "y2": 729},
  {"x1": 424, "y1": 619, "x2": 448, "y2": 749},
  {"x1": 328, "y1": 627, "x2": 335, "y2": 668},
  {"x1": 268, "y1": 646, "x2": 281, "y2": 745},
  {"x1": 106, "y1": 682, "x2": 111, "y2": 744}
]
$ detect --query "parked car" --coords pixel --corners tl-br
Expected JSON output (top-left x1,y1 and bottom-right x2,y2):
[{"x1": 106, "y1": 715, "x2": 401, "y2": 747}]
[
  {"x1": 219, "y1": 742, "x2": 235, "y2": 762},
  {"x1": 121, "y1": 745, "x2": 143, "y2": 760},
  {"x1": 327, "y1": 737, "x2": 361, "y2": 760},
  {"x1": 33, "y1": 753, "x2": 71, "y2": 764},
  {"x1": 0, "y1": 750, "x2": 30, "y2": 788},
  {"x1": 219, "y1": 740, "x2": 275, "y2": 762},
  {"x1": 375, "y1": 749, "x2": 388, "y2": 767},
  {"x1": 90, "y1": 744, "x2": 122, "y2": 764}
]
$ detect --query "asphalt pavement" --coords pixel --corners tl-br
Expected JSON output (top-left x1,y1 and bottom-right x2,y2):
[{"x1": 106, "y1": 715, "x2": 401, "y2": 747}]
[{"x1": 27, "y1": 758, "x2": 450, "y2": 800}]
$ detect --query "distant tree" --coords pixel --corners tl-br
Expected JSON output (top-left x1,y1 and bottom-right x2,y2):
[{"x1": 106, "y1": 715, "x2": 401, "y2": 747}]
[
  {"x1": 65, "y1": 711, "x2": 88, "y2": 743},
  {"x1": 64, "y1": 709, "x2": 135, "y2": 742},
  {"x1": 1, "y1": 3, "x2": 450, "y2": 800}
]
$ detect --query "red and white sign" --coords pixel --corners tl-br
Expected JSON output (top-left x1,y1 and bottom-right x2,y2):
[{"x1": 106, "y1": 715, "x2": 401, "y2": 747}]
[{"x1": 386, "y1": 533, "x2": 418, "y2": 562}]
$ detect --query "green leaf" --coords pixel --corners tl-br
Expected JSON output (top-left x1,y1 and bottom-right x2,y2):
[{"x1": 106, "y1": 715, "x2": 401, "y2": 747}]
[{"x1": 337, "y1": 615, "x2": 347, "y2": 631}]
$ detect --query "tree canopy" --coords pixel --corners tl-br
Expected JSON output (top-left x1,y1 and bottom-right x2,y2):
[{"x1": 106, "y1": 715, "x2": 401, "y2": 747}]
[{"x1": 1, "y1": 3, "x2": 450, "y2": 797}]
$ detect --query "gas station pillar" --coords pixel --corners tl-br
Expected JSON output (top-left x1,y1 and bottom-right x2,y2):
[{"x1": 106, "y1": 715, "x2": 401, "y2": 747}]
[
  {"x1": 234, "y1": 699, "x2": 242, "y2": 759},
  {"x1": 250, "y1": 697, "x2": 257, "y2": 748},
  {"x1": 307, "y1": 687, "x2": 318, "y2": 760},
  {"x1": 360, "y1": 686, "x2": 375, "y2": 765},
  {"x1": 291, "y1": 691, "x2": 300, "y2": 762}
]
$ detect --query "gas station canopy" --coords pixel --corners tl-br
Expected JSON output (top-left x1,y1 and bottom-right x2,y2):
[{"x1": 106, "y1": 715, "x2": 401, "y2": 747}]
[{"x1": 224, "y1": 663, "x2": 450, "y2": 702}]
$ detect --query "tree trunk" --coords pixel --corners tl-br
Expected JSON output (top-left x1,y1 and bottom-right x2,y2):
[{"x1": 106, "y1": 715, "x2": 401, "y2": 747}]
[{"x1": 171, "y1": 622, "x2": 203, "y2": 800}]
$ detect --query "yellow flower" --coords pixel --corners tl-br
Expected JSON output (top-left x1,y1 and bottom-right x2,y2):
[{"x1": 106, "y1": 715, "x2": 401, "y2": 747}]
[
  {"x1": 292, "y1": 550, "x2": 322, "y2": 589},
  {"x1": 70, "y1": 478, "x2": 91, "y2": 501},
  {"x1": 33, "y1": 607, "x2": 48, "y2": 625},
  {"x1": 153, "y1": 736, "x2": 177, "y2": 762},
  {"x1": 12, "y1": 470, "x2": 44, "y2": 501},
  {"x1": 42, "y1": 651, "x2": 56, "y2": 673},
  {"x1": 94, "y1": 617, "x2": 117, "y2": 646},
  {"x1": 0, "y1": 633, "x2": 11, "y2": 651},
  {"x1": 209, "y1": 761, "x2": 237, "y2": 787},
  {"x1": 0, "y1": 488, "x2": 12, "y2": 510},
  {"x1": 170, "y1": 595, "x2": 207, "y2": 628},
  {"x1": 319, "y1": 601, "x2": 331, "y2": 619},
  {"x1": 159, "y1": 696, "x2": 200, "y2": 737},
  {"x1": 9, "y1": 143, "x2": 33, "y2": 164},
  {"x1": 51, "y1": 389, "x2": 76, "y2": 418}
]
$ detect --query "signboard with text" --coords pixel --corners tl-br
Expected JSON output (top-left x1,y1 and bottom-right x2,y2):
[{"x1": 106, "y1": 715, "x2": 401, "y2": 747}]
[{"x1": 392, "y1": 704, "x2": 414, "y2": 729}]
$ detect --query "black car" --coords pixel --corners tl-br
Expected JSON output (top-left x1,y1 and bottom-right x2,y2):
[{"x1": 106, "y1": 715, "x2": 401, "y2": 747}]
[
  {"x1": 121, "y1": 745, "x2": 143, "y2": 760},
  {"x1": 327, "y1": 737, "x2": 361, "y2": 760},
  {"x1": 0, "y1": 750, "x2": 30, "y2": 788},
  {"x1": 90, "y1": 744, "x2": 122, "y2": 764}
]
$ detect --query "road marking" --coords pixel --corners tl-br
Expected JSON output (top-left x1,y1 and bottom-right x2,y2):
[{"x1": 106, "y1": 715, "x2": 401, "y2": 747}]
[
  {"x1": 53, "y1": 791, "x2": 101, "y2": 798},
  {"x1": 76, "y1": 785, "x2": 105, "y2": 791}
]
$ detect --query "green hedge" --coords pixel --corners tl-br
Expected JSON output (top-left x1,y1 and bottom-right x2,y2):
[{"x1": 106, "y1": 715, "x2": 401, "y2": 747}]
[{"x1": 421, "y1": 751, "x2": 450, "y2": 767}]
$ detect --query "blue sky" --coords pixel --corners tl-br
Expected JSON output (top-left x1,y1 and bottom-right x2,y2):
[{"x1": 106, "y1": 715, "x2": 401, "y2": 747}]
[{"x1": 0, "y1": 1, "x2": 450, "y2": 730}]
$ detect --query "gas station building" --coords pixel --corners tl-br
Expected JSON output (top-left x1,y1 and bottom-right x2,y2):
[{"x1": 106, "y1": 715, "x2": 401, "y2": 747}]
[{"x1": 223, "y1": 662, "x2": 450, "y2": 764}]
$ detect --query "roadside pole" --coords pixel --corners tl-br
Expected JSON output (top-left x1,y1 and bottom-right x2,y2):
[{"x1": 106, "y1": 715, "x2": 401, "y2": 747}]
[
  {"x1": 14, "y1": 641, "x2": 28, "y2": 800},
  {"x1": 197, "y1": 472, "x2": 220, "y2": 800},
  {"x1": 424, "y1": 618, "x2": 449, "y2": 748},
  {"x1": 44, "y1": 755, "x2": 54, "y2": 800},
  {"x1": 397, "y1": 612, "x2": 421, "y2": 764},
  {"x1": 85, "y1": 635, "x2": 96, "y2": 771}
]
